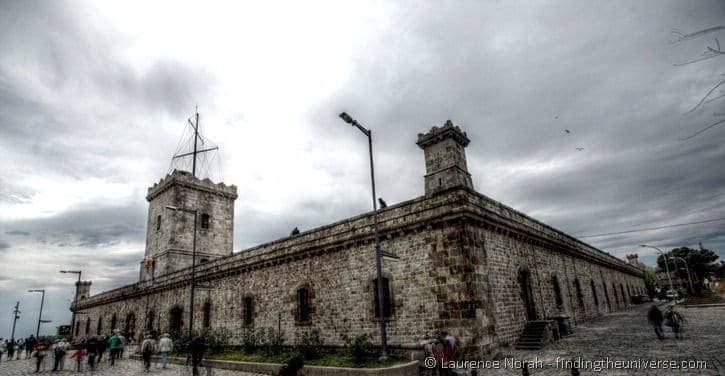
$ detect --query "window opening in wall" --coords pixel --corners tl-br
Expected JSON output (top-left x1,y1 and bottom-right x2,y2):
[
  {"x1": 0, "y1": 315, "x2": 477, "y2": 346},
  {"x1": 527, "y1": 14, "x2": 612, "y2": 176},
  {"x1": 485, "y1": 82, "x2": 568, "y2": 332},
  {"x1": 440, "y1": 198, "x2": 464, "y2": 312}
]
[
  {"x1": 591, "y1": 280, "x2": 599, "y2": 306},
  {"x1": 373, "y1": 277, "x2": 394, "y2": 318},
  {"x1": 297, "y1": 288, "x2": 311, "y2": 323},
  {"x1": 201, "y1": 213, "x2": 210, "y2": 229},
  {"x1": 551, "y1": 275, "x2": 564, "y2": 308},
  {"x1": 243, "y1": 296, "x2": 254, "y2": 326}
]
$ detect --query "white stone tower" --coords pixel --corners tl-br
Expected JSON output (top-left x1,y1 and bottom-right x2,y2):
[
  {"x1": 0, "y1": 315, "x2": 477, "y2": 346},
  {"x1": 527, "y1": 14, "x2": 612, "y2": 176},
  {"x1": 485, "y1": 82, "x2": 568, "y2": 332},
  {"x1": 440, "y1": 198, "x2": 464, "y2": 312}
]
[
  {"x1": 416, "y1": 120, "x2": 474, "y2": 195},
  {"x1": 140, "y1": 170, "x2": 238, "y2": 280}
]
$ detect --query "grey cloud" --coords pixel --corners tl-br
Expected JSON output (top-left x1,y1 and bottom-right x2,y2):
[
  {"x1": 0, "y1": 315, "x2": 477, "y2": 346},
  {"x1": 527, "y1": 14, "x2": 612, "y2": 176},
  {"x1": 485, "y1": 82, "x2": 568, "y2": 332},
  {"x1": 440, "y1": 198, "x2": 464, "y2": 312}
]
[
  {"x1": 305, "y1": 1, "x2": 725, "y2": 264},
  {"x1": 2, "y1": 202, "x2": 146, "y2": 248}
]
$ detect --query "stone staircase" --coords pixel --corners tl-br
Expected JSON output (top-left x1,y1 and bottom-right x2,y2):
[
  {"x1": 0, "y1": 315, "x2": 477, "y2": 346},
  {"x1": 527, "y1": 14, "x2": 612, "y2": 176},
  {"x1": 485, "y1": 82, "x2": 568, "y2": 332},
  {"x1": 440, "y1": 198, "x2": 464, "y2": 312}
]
[
  {"x1": 514, "y1": 320, "x2": 556, "y2": 350},
  {"x1": 683, "y1": 292, "x2": 725, "y2": 307}
]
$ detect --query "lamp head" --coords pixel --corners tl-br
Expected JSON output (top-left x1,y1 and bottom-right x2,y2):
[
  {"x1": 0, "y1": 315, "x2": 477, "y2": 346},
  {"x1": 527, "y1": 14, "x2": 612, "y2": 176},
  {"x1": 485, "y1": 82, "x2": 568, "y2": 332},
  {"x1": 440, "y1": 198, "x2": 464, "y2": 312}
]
[{"x1": 339, "y1": 112, "x2": 355, "y2": 125}]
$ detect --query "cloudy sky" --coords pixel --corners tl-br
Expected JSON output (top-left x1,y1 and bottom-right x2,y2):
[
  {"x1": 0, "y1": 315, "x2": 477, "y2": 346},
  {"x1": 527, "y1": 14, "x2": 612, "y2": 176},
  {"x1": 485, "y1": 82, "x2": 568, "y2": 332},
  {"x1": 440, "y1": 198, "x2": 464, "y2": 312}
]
[{"x1": 1, "y1": 0, "x2": 724, "y2": 338}]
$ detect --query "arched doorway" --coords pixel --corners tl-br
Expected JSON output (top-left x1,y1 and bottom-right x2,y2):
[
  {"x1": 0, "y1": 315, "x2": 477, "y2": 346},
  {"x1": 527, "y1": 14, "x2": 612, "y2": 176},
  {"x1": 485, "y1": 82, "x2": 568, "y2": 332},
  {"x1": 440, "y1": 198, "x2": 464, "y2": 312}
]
[
  {"x1": 518, "y1": 269, "x2": 537, "y2": 321},
  {"x1": 124, "y1": 313, "x2": 136, "y2": 337},
  {"x1": 169, "y1": 306, "x2": 183, "y2": 334}
]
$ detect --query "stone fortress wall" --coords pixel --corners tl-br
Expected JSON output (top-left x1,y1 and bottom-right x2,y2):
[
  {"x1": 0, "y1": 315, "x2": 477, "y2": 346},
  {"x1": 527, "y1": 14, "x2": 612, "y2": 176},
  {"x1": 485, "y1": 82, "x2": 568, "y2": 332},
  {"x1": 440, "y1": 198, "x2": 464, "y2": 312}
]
[{"x1": 72, "y1": 121, "x2": 645, "y2": 357}]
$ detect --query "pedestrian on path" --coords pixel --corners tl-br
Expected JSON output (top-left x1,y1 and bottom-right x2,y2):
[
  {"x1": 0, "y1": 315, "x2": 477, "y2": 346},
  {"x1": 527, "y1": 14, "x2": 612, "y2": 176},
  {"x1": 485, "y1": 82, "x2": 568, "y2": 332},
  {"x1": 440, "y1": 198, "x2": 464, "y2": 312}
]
[
  {"x1": 70, "y1": 344, "x2": 85, "y2": 372},
  {"x1": 8, "y1": 338, "x2": 16, "y2": 361},
  {"x1": 141, "y1": 333, "x2": 157, "y2": 372},
  {"x1": 32, "y1": 340, "x2": 50, "y2": 373},
  {"x1": 108, "y1": 330, "x2": 123, "y2": 365},
  {"x1": 189, "y1": 335, "x2": 207, "y2": 376},
  {"x1": 52, "y1": 339, "x2": 68, "y2": 371},
  {"x1": 647, "y1": 305, "x2": 665, "y2": 339},
  {"x1": 158, "y1": 333, "x2": 173, "y2": 369},
  {"x1": 665, "y1": 304, "x2": 685, "y2": 339},
  {"x1": 0, "y1": 338, "x2": 6, "y2": 362},
  {"x1": 86, "y1": 337, "x2": 98, "y2": 371},
  {"x1": 25, "y1": 335, "x2": 37, "y2": 359}
]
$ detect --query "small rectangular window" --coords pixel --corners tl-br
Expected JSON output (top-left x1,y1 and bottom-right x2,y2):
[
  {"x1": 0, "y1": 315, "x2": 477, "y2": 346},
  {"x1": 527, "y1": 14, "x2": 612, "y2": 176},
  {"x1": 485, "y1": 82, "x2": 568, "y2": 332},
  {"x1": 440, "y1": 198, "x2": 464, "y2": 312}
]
[
  {"x1": 243, "y1": 297, "x2": 253, "y2": 326},
  {"x1": 374, "y1": 277, "x2": 394, "y2": 318},
  {"x1": 201, "y1": 213, "x2": 210, "y2": 229},
  {"x1": 297, "y1": 288, "x2": 311, "y2": 322},
  {"x1": 156, "y1": 215, "x2": 161, "y2": 232}
]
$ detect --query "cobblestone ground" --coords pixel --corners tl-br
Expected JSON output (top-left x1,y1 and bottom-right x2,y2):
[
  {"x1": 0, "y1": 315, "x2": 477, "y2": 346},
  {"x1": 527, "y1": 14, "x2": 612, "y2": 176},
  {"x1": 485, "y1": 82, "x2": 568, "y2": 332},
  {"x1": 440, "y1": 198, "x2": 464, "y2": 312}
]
[
  {"x1": 471, "y1": 304, "x2": 725, "y2": 375},
  {"x1": 0, "y1": 351, "x2": 265, "y2": 376}
]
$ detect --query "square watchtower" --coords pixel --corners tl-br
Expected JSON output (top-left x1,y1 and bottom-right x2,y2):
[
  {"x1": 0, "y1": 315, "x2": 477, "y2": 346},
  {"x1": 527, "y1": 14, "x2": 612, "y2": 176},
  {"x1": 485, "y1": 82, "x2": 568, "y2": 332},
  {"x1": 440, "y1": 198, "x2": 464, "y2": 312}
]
[
  {"x1": 416, "y1": 120, "x2": 474, "y2": 195},
  {"x1": 140, "y1": 170, "x2": 238, "y2": 280}
]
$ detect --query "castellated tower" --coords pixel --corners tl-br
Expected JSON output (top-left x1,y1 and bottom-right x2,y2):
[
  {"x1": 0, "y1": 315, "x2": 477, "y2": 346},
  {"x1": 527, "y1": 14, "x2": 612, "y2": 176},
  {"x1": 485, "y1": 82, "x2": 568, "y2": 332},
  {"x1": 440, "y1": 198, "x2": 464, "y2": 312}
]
[
  {"x1": 416, "y1": 120, "x2": 474, "y2": 195},
  {"x1": 140, "y1": 170, "x2": 238, "y2": 280}
]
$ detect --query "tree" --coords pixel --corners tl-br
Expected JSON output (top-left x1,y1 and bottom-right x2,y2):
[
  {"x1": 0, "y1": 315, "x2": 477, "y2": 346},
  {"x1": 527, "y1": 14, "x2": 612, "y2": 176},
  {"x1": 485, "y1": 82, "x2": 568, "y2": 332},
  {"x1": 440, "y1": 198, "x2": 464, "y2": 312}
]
[
  {"x1": 643, "y1": 266, "x2": 658, "y2": 297},
  {"x1": 656, "y1": 247, "x2": 719, "y2": 295}
]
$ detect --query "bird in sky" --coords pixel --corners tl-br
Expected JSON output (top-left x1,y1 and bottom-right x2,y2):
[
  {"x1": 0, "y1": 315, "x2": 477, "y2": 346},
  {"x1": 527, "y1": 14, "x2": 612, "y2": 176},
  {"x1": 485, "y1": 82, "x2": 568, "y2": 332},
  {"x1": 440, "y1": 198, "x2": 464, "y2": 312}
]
[
  {"x1": 576, "y1": 147, "x2": 584, "y2": 151},
  {"x1": 378, "y1": 198, "x2": 387, "y2": 209},
  {"x1": 564, "y1": 129, "x2": 571, "y2": 134}
]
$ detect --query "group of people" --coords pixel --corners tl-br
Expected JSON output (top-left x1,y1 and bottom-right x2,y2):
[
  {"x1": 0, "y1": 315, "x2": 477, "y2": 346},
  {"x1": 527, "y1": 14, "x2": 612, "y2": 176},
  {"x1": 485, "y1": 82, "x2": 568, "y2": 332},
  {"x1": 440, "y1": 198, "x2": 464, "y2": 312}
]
[
  {"x1": 647, "y1": 303, "x2": 686, "y2": 340},
  {"x1": 422, "y1": 330, "x2": 459, "y2": 376},
  {"x1": 0, "y1": 334, "x2": 39, "y2": 362},
  {"x1": 0, "y1": 329, "x2": 175, "y2": 373}
]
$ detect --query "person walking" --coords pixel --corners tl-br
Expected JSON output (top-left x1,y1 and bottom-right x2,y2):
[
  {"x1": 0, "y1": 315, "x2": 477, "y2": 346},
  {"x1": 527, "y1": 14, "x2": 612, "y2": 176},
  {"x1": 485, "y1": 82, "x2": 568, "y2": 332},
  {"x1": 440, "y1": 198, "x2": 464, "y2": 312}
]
[
  {"x1": 108, "y1": 330, "x2": 123, "y2": 365},
  {"x1": 141, "y1": 334, "x2": 157, "y2": 372},
  {"x1": 665, "y1": 304, "x2": 685, "y2": 339},
  {"x1": 189, "y1": 336, "x2": 207, "y2": 376},
  {"x1": 0, "y1": 338, "x2": 6, "y2": 362},
  {"x1": 7, "y1": 338, "x2": 16, "y2": 361},
  {"x1": 647, "y1": 305, "x2": 665, "y2": 339},
  {"x1": 33, "y1": 340, "x2": 50, "y2": 373},
  {"x1": 96, "y1": 335, "x2": 107, "y2": 363},
  {"x1": 86, "y1": 337, "x2": 98, "y2": 371},
  {"x1": 25, "y1": 335, "x2": 37, "y2": 359},
  {"x1": 52, "y1": 339, "x2": 68, "y2": 371},
  {"x1": 70, "y1": 344, "x2": 85, "y2": 372},
  {"x1": 158, "y1": 333, "x2": 173, "y2": 369}
]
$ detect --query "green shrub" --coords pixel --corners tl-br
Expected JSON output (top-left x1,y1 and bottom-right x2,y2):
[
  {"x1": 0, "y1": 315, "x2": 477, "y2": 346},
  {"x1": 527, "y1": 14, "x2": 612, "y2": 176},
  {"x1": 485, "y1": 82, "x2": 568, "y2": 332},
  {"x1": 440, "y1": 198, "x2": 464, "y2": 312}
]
[
  {"x1": 206, "y1": 327, "x2": 232, "y2": 354},
  {"x1": 342, "y1": 333, "x2": 373, "y2": 365},
  {"x1": 241, "y1": 328, "x2": 257, "y2": 354},
  {"x1": 296, "y1": 328, "x2": 325, "y2": 360},
  {"x1": 255, "y1": 327, "x2": 285, "y2": 355}
]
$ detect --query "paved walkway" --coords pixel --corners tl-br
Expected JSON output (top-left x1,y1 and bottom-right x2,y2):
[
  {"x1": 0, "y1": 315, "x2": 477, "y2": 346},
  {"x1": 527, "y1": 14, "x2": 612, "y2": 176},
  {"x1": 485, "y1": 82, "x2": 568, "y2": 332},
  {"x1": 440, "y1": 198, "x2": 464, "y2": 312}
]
[
  {"x1": 0, "y1": 354, "x2": 263, "y2": 376},
  {"x1": 477, "y1": 303, "x2": 724, "y2": 375},
  {"x1": 2, "y1": 304, "x2": 722, "y2": 375}
]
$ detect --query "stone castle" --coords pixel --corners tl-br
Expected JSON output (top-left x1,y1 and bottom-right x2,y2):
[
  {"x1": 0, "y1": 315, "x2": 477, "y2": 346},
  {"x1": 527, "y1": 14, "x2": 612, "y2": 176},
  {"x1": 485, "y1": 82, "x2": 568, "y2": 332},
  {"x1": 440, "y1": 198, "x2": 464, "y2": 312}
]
[{"x1": 70, "y1": 121, "x2": 645, "y2": 356}]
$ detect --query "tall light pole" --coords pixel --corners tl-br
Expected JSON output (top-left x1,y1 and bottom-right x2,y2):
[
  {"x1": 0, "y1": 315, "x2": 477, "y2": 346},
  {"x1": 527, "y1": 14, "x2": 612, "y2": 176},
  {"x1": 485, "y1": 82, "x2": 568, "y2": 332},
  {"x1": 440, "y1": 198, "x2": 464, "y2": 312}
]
[
  {"x1": 60, "y1": 270, "x2": 82, "y2": 340},
  {"x1": 640, "y1": 245, "x2": 674, "y2": 292},
  {"x1": 27, "y1": 289, "x2": 47, "y2": 337},
  {"x1": 11, "y1": 301, "x2": 21, "y2": 341},
  {"x1": 669, "y1": 256, "x2": 694, "y2": 294},
  {"x1": 166, "y1": 205, "x2": 198, "y2": 339},
  {"x1": 338, "y1": 112, "x2": 389, "y2": 359}
]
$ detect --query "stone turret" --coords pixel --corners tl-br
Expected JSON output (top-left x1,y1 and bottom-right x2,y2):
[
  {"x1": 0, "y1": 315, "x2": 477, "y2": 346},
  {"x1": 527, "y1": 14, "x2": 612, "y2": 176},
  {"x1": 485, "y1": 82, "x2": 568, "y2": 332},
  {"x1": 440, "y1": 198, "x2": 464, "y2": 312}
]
[
  {"x1": 416, "y1": 120, "x2": 473, "y2": 195},
  {"x1": 140, "y1": 169, "x2": 238, "y2": 280},
  {"x1": 75, "y1": 280, "x2": 92, "y2": 301}
]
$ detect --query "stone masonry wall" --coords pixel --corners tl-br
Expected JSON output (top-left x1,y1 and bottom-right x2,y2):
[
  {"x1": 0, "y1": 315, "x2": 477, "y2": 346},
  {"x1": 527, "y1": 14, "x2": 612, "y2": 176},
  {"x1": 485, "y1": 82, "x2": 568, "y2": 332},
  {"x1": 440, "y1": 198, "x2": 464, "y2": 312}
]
[{"x1": 74, "y1": 187, "x2": 643, "y2": 358}]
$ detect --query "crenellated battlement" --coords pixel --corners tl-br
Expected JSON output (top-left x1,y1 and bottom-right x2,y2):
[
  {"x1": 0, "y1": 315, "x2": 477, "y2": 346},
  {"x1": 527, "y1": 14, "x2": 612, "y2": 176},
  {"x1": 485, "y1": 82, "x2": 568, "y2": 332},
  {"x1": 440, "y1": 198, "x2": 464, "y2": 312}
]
[{"x1": 146, "y1": 169, "x2": 237, "y2": 201}]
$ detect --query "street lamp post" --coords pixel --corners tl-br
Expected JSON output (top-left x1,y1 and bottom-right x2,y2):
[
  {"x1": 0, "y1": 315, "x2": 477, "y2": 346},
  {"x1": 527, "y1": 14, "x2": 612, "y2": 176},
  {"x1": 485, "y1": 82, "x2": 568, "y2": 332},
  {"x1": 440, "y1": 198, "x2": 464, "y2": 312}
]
[
  {"x1": 338, "y1": 112, "x2": 389, "y2": 359},
  {"x1": 60, "y1": 270, "x2": 82, "y2": 340},
  {"x1": 669, "y1": 256, "x2": 694, "y2": 294},
  {"x1": 166, "y1": 205, "x2": 198, "y2": 339},
  {"x1": 11, "y1": 301, "x2": 21, "y2": 341},
  {"x1": 639, "y1": 245, "x2": 674, "y2": 292},
  {"x1": 27, "y1": 289, "x2": 47, "y2": 337}
]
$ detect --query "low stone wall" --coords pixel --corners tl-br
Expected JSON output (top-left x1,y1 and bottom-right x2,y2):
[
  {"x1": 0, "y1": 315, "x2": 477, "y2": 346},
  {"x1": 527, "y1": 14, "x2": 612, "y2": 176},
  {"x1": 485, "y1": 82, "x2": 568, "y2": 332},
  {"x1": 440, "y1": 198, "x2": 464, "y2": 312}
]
[{"x1": 132, "y1": 354, "x2": 420, "y2": 376}]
